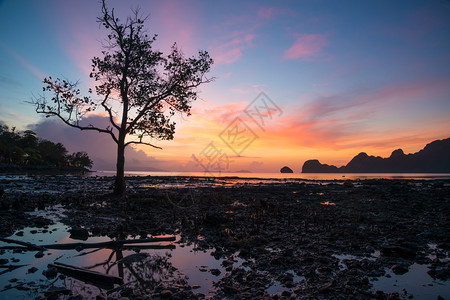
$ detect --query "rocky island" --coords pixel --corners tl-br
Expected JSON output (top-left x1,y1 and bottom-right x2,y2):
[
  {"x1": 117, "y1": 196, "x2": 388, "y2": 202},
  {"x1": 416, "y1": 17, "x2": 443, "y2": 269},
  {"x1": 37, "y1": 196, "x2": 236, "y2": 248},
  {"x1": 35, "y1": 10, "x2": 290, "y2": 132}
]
[
  {"x1": 280, "y1": 166, "x2": 293, "y2": 173},
  {"x1": 302, "y1": 137, "x2": 450, "y2": 173}
]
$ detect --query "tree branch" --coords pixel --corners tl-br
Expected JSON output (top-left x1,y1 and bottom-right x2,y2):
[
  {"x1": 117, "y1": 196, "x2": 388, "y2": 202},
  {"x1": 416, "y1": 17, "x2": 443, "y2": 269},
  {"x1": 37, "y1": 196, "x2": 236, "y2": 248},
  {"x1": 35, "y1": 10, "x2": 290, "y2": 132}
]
[
  {"x1": 100, "y1": 91, "x2": 120, "y2": 132},
  {"x1": 36, "y1": 109, "x2": 118, "y2": 144},
  {"x1": 124, "y1": 140, "x2": 162, "y2": 149}
]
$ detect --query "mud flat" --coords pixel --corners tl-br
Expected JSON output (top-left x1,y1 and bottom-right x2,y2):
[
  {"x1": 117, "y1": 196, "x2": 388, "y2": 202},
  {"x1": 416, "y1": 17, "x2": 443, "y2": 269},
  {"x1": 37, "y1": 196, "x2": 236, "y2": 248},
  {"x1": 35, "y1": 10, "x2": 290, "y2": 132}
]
[{"x1": 0, "y1": 175, "x2": 449, "y2": 299}]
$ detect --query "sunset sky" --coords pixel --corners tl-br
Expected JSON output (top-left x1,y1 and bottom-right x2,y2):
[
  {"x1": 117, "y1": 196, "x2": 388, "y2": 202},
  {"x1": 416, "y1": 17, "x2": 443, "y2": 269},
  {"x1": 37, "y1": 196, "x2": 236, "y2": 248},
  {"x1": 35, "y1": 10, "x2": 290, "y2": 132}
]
[{"x1": 1, "y1": 0, "x2": 449, "y2": 173}]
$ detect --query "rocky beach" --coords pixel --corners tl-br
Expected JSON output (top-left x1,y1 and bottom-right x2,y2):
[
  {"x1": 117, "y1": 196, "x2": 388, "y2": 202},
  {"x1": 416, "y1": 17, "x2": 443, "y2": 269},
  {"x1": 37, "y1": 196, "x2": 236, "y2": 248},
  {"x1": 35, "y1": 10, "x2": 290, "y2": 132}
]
[{"x1": 0, "y1": 175, "x2": 449, "y2": 299}]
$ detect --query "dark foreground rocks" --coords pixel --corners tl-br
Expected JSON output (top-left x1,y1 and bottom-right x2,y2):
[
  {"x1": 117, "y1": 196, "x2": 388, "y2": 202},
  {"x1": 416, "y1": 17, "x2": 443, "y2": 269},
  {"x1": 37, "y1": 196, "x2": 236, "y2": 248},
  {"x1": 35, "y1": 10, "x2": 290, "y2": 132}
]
[{"x1": 0, "y1": 176, "x2": 449, "y2": 299}]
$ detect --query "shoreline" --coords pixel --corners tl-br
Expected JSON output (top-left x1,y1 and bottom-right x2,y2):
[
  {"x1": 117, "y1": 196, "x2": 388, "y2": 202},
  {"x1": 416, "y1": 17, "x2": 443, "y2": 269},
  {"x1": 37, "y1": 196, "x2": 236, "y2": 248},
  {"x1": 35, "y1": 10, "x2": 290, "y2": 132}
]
[
  {"x1": 0, "y1": 176, "x2": 449, "y2": 298},
  {"x1": 0, "y1": 163, "x2": 91, "y2": 175}
]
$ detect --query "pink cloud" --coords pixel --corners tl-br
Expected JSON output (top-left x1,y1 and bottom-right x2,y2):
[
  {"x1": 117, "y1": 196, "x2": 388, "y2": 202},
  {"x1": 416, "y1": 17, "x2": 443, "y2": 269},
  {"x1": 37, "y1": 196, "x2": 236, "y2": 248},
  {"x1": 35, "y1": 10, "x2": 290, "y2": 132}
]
[
  {"x1": 284, "y1": 34, "x2": 327, "y2": 60},
  {"x1": 262, "y1": 79, "x2": 450, "y2": 152},
  {"x1": 258, "y1": 7, "x2": 274, "y2": 19},
  {"x1": 1, "y1": 43, "x2": 45, "y2": 80},
  {"x1": 150, "y1": 1, "x2": 199, "y2": 55},
  {"x1": 210, "y1": 31, "x2": 256, "y2": 65},
  {"x1": 258, "y1": 6, "x2": 299, "y2": 20},
  {"x1": 194, "y1": 101, "x2": 248, "y2": 124},
  {"x1": 230, "y1": 84, "x2": 265, "y2": 95}
]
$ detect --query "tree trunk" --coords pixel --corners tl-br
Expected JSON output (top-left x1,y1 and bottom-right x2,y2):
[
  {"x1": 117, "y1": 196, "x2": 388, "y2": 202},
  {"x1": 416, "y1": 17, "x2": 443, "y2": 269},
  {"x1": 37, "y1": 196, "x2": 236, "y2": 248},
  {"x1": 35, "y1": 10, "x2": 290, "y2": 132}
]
[{"x1": 114, "y1": 134, "x2": 126, "y2": 196}]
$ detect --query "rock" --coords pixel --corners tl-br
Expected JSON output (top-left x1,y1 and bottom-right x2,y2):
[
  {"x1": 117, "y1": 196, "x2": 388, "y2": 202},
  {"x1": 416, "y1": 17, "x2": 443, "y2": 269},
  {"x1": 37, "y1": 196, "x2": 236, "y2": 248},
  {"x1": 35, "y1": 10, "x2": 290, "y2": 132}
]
[
  {"x1": 0, "y1": 258, "x2": 8, "y2": 265},
  {"x1": 33, "y1": 216, "x2": 51, "y2": 228},
  {"x1": 43, "y1": 267, "x2": 58, "y2": 279},
  {"x1": 35, "y1": 251, "x2": 45, "y2": 258},
  {"x1": 210, "y1": 268, "x2": 221, "y2": 276},
  {"x1": 381, "y1": 245, "x2": 416, "y2": 258},
  {"x1": 120, "y1": 287, "x2": 133, "y2": 297},
  {"x1": 391, "y1": 264, "x2": 409, "y2": 275},
  {"x1": 160, "y1": 289, "x2": 173, "y2": 298},
  {"x1": 69, "y1": 226, "x2": 89, "y2": 241},
  {"x1": 280, "y1": 166, "x2": 293, "y2": 173},
  {"x1": 302, "y1": 159, "x2": 340, "y2": 173},
  {"x1": 203, "y1": 211, "x2": 226, "y2": 226},
  {"x1": 27, "y1": 267, "x2": 39, "y2": 273}
]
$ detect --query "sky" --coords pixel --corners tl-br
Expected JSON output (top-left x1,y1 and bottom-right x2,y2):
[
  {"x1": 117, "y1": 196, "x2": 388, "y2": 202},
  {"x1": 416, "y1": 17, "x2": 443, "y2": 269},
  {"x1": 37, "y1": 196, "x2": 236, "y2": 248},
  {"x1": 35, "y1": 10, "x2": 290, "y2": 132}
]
[{"x1": 0, "y1": 0, "x2": 449, "y2": 173}]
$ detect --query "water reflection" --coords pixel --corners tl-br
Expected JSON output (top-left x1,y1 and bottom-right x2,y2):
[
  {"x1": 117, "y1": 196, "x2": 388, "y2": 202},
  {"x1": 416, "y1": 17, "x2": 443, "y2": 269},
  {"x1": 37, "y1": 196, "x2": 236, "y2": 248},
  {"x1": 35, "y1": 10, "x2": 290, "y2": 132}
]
[
  {"x1": 0, "y1": 220, "x2": 248, "y2": 298},
  {"x1": 371, "y1": 263, "x2": 450, "y2": 299}
]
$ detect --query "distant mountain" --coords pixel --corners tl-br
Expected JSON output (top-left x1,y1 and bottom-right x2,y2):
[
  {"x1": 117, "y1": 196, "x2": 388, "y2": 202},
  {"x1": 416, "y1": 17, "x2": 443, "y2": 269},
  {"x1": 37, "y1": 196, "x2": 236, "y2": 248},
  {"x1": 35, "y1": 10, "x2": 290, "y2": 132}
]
[{"x1": 302, "y1": 137, "x2": 450, "y2": 173}]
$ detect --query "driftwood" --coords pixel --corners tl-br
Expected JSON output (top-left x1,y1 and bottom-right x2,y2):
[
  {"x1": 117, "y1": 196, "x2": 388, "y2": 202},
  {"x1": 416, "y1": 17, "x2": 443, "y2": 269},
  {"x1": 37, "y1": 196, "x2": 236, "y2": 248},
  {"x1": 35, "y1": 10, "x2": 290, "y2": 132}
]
[
  {"x1": 74, "y1": 247, "x2": 104, "y2": 257},
  {"x1": 0, "y1": 246, "x2": 28, "y2": 251},
  {"x1": 0, "y1": 282, "x2": 27, "y2": 292},
  {"x1": 0, "y1": 264, "x2": 28, "y2": 268},
  {"x1": 49, "y1": 262, "x2": 123, "y2": 287},
  {"x1": 0, "y1": 236, "x2": 176, "y2": 251},
  {"x1": 42, "y1": 237, "x2": 176, "y2": 250},
  {"x1": 0, "y1": 237, "x2": 46, "y2": 251},
  {"x1": 120, "y1": 244, "x2": 175, "y2": 250},
  {"x1": 0, "y1": 264, "x2": 28, "y2": 275}
]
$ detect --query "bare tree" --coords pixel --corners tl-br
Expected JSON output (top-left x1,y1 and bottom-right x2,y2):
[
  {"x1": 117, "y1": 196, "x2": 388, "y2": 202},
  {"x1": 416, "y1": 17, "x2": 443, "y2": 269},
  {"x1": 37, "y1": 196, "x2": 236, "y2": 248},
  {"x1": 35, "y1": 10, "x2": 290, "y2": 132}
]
[{"x1": 32, "y1": 0, "x2": 213, "y2": 195}]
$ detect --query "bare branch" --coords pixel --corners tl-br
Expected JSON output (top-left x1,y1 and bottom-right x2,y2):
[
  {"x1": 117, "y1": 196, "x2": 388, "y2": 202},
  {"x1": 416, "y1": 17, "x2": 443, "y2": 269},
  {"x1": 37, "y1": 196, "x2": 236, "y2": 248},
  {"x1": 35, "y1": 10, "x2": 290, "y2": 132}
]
[
  {"x1": 100, "y1": 91, "x2": 120, "y2": 131},
  {"x1": 35, "y1": 109, "x2": 118, "y2": 144},
  {"x1": 124, "y1": 140, "x2": 162, "y2": 149}
]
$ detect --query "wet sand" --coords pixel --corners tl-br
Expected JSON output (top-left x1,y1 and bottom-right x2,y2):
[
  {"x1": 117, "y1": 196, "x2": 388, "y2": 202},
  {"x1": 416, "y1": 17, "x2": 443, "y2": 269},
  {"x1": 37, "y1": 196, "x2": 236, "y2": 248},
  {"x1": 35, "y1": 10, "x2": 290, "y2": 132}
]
[{"x1": 0, "y1": 176, "x2": 449, "y2": 299}]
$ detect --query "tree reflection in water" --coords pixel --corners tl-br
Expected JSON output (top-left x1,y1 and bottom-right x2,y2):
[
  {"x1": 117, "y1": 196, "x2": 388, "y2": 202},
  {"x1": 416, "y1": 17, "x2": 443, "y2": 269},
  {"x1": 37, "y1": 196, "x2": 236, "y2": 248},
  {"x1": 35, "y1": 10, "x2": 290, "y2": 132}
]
[{"x1": 60, "y1": 248, "x2": 186, "y2": 298}]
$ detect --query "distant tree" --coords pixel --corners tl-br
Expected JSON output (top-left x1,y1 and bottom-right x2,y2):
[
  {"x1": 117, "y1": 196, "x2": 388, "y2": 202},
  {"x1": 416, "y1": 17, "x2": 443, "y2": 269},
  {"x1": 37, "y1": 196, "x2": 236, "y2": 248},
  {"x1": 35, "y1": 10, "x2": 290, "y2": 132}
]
[
  {"x1": 19, "y1": 130, "x2": 39, "y2": 149},
  {"x1": 32, "y1": 0, "x2": 213, "y2": 195},
  {"x1": 0, "y1": 123, "x2": 93, "y2": 169},
  {"x1": 11, "y1": 146, "x2": 25, "y2": 164},
  {"x1": 38, "y1": 140, "x2": 68, "y2": 166},
  {"x1": 0, "y1": 125, "x2": 19, "y2": 163},
  {"x1": 19, "y1": 130, "x2": 42, "y2": 164},
  {"x1": 68, "y1": 151, "x2": 93, "y2": 169}
]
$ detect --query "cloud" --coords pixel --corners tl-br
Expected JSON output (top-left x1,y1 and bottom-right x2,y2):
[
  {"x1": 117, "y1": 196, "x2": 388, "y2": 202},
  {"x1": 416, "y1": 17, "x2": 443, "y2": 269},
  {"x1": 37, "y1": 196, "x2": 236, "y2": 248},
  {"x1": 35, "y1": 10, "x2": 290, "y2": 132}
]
[
  {"x1": 31, "y1": 115, "x2": 171, "y2": 171},
  {"x1": 283, "y1": 34, "x2": 327, "y2": 60},
  {"x1": 192, "y1": 101, "x2": 248, "y2": 125},
  {"x1": 0, "y1": 43, "x2": 45, "y2": 80},
  {"x1": 210, "y1": 31, "x2": 256, "y2": 65},
  {"x1": 0, "y1": 107, "x2": 35, "y2": 127},
  {"x1": 151, "y1": 1, "x2": 198, "y2": 54},
  {"x1": 0, "y1": 75, "x2": 21, "y2": 87},
  {"x1": 258, "y1": 7, "x2": 274, "y2": 19},
  {"x1": 252, "y1": 79, "x2": 450, "y2": 154},
  {"x1": 249, "y1": 160, "x2": 264, "y2": 170},
  {"x1": 230, "y1": 84, "x2": 266, "y2": 95}
]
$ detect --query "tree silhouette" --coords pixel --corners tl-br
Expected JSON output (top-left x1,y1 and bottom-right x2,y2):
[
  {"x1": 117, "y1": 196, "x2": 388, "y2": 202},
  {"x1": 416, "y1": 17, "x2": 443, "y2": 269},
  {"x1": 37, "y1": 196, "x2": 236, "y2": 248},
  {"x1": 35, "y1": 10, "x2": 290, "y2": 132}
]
[
  {"x1": 0, "y1": 123, "x2": 92, "y2": 169},
  {"x1": 32, "y1": 0, "x2": 213, "y2": 195},
  {"x1": 68, "y1": 151, "x2": 93, "y2": 169}
]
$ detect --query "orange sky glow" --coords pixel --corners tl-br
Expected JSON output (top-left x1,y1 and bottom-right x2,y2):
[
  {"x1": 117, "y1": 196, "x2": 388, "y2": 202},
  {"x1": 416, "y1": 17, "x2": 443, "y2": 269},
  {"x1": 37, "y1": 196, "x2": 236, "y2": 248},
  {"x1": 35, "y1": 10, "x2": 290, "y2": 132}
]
[{"x1": 1, "y1": 0, "x2": 449, "y2": 172}]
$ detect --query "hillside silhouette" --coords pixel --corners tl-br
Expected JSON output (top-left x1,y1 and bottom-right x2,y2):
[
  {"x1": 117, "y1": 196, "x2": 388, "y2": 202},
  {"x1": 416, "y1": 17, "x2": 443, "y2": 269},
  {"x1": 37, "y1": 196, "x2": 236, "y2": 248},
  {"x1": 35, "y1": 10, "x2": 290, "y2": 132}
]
[{"x1": 302, "y1": 137, "x2": 450, "y2": 173}]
